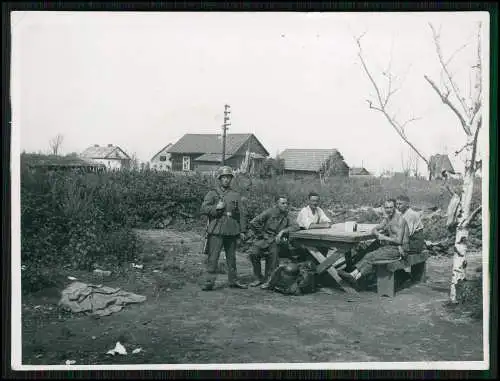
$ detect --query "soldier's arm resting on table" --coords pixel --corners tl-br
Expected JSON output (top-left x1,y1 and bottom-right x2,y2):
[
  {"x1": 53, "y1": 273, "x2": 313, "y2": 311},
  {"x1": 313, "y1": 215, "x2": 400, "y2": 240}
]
[{"x1": 308, "y1": 209, "x2": 332, "y2": 229}]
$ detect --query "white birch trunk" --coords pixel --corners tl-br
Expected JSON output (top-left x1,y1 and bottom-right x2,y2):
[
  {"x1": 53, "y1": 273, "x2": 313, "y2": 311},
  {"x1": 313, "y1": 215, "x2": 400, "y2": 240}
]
[{"x1": 449, "y1": 135, "x2": 476, "y2": 303}]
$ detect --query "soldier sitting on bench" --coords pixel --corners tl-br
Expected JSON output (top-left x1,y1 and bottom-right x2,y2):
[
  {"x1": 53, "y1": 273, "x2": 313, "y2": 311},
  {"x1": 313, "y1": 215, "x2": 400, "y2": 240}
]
[
  {"x1": 338, "y1": 198, "x2": 409, "y2": 285},
  {"x1": 396, "y1": 194, "x2": 425, "y2": 255}
]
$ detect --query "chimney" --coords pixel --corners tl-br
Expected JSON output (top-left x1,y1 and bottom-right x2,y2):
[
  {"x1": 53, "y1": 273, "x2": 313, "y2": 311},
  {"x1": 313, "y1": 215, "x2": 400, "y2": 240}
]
[
  {"x1": 94, "y1": 144, "x2": 99, "y2": 147},
  {"x1": 107, "y1": 144, "x2": 113, "y2": 147}
]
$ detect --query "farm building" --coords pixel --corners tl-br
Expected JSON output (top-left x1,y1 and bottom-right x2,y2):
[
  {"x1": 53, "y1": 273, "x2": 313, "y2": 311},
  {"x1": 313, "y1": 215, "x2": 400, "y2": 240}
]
[
  {"x1": 429, "y1": 154, "x2": 455, "y2": 179},
  {"x1": 23, "y1": 153, "x2": 106, "y2": 173},
  {"x1": 80, "y1": 144, "x2": 131, "y2": 170},
  {"x1": 165, "y1": 133, "x2": 269, "y2": 173},
  {"x1": 149, "y1": 143, "x2": 173, "y2": 171},
  {"x1": 279, "y1": 148, "x2": 350, "y2": 177},
  {"x1": 349, "y1": 167, "x2": 372, "y2": 177}
]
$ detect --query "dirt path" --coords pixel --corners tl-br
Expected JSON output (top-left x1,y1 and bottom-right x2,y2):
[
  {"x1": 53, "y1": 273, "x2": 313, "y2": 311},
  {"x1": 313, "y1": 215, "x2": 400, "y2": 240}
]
[{"x1": 22, "y1": 228, "x2": 484, "y2": 365}]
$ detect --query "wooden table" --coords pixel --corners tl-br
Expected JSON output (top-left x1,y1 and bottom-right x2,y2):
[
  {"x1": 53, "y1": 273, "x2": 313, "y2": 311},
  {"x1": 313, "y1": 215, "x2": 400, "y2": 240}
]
[{"x1": 289, "y1": 223, "x2": 377, "y2": 294}]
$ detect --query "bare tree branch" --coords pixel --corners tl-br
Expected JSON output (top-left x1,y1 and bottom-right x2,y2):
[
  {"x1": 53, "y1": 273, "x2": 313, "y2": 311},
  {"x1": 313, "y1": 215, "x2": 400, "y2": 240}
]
[
  {"x1": 455, "y1": 142, "x2": 472, "y2": 156},
  {"x1": 469, "y1": 115, "x2": 482, "y2": 171},
  {"x1": 424, "y1": 75, "x2": 471, "y2": 135},
  {"x1": 469, "y1": 22, "x2": 483, "y2": 126},
  {"x1": 429, "y1": 23, "x2": 471, "y2": 119},
  {"x1": 356, "y1": 33, "x2": 429, "y2": 166}
]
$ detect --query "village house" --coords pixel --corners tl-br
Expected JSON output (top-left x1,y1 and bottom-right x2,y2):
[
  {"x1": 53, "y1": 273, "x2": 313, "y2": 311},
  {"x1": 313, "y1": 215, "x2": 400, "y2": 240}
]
[
  {"x1": 165, "y1": 133, "x2": 269, "y2": 173},
  {"x1": 149, "y1": 143, "x2": 173, "y2": 171},
  {"x1": 80, "y1": 144, "x2": 132, "y2": 170},
  {"x1": 279, "y1": 148, "x2": 350, "y2": 178},
  {"x1": 349, "y1": 167, "x2": 372, "y2": 177},
  {"x1": 428, "y1": 153, "x2": 455, "y2": 179}
]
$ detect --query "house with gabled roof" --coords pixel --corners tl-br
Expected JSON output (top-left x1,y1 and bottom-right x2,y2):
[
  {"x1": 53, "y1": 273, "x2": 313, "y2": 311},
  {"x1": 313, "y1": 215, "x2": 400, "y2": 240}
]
[
  {"x1": 349, "y1": 167, "x2": 372, "y2": 177},
  {"x1": 165, "y1": 133, "x2": 269, "y2": 173},
  {"x1": 429, "y1": 153, "x2": 455, "y2": 179},
  {"x1": 150, "y1": 143, "x2": 173, "y2": 171},
  {"x1": 80, "y1": 144, "x2": 131, "y2": 170},
  {"x1": 279, "y1": 148, "x2": 350, "y2": 177}
]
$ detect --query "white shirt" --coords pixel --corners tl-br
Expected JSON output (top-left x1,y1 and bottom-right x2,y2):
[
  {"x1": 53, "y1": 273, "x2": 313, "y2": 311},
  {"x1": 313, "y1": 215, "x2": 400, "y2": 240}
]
[
  {"x1": 296, "y1": 205, "x2": 332, "y2": 229},
  {"x1": 402, "y1": 208, "x2": 424, "y2": 236}
]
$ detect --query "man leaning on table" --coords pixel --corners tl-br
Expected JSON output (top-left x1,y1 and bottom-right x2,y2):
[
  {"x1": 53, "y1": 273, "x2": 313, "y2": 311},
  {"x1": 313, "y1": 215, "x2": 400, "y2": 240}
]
[{"x1": 296, "y1": 192, "x2": 332, "y2": 230}]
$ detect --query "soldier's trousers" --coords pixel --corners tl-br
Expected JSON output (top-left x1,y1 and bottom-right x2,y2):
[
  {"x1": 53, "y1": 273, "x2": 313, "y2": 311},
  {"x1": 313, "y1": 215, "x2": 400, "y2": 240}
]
[
  {"x1": 248, "y1": 242, "x2": 280, "y2": 281},
  {"x1": 204, "y1": 234, "x2": 238, "y2": 287}
]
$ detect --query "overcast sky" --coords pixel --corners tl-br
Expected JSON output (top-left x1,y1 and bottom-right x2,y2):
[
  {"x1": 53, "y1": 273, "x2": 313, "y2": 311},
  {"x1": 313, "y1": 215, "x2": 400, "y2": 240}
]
[{"x1": 11, "y1": 11, "x2": 489, "y2": 175}]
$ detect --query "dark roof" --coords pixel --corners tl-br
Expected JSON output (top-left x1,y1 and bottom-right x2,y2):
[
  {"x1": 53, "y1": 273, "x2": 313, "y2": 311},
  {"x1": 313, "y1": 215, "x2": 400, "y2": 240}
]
[
  {"x1": 81, "y1": 145, "x2": 131, "y2": 160},
  {"x1": 429, "y1": 154, "x2": 455, "y2": 174},
  {"x1": 279, "y1": 149, "x2": 341, "y2": 172},
  {"x1": 166, "y1": 133, "x2": 268, "y2": 157},
  {"x1": 349, "y1": 167, "x2": 371, "y2": 175}
]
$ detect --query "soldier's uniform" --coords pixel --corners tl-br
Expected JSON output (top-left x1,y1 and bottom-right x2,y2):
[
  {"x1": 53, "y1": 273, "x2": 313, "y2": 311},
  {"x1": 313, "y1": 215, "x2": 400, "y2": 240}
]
[
  {"x1": 248, "y1": 206, "x2": 299, "y2": 284},
  {"x1": 200, "y1": 167, "x2": 248, "y2": 290}
]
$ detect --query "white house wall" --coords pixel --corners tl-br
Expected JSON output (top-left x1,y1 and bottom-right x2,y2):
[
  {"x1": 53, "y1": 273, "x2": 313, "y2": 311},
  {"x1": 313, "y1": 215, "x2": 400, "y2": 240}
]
[{"x1": 92, "y1": 158, "x2": 123, "y2": 170}]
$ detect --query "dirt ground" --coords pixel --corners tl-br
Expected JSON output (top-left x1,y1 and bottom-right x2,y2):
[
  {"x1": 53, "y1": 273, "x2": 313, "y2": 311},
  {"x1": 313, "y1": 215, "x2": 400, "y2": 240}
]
[{"x1": 21, "y1": 228, "x2": 485, "y2": 365}]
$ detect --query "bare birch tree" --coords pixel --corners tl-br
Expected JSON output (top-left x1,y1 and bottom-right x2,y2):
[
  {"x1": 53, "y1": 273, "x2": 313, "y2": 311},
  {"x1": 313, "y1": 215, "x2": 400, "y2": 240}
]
[
  {"x1": 424, "y1": 22, "x2": 484, "y2": 303},
  {"x1": 356, "y1": 22, "x2": 484, "y2": 303},
  {"x1": 49, "y1": 134, "x2": 64, "y2": 156}
]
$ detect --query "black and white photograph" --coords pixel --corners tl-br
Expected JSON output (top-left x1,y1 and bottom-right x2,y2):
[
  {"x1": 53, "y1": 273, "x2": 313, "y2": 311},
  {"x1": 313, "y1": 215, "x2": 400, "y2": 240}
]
[{"x1": 9, "y1": 9, "x2": 492, "y2": 371}]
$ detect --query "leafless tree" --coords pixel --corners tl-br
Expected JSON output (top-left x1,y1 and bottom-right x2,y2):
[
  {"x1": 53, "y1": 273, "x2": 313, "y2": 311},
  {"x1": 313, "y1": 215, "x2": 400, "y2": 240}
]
[
  {"x1": 49, "y1": 134, "x2": 64, "y2": 156},
  {"x1": 356, "y1": 22, "x2": 484, "y2": 303},
  {"x1": 424, "y1": 22, "x2": 484, "y2": 303},
  {"x1": 355, "y1": 33, "x2": 430, "y2": 176}
]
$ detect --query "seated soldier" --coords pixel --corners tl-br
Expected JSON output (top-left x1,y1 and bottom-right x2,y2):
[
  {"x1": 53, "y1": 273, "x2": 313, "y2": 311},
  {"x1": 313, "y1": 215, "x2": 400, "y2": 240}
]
[
  {"x1": 247, "y1": 195, "x2": 300, "y2": 289},
  {"x1": 396, "y1": 194, "x2": 425, "y2": 254},
  {"x1": 338, "y1": 198, "x2": 409, "y2": 285}
]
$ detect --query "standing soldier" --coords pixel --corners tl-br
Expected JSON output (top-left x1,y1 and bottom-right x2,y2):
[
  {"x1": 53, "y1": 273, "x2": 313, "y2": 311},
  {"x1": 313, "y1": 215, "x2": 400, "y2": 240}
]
[{"x1": 200, "y1": 166, "x2": 248, "y2": 291}]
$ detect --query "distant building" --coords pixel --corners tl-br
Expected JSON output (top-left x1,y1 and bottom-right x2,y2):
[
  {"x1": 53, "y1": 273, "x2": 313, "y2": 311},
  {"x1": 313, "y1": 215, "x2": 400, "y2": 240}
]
[
  {"x1": 279, "y1": 148, "x2": 349, "y2": 177},
  {"x1": 24, "y1": 153, "x2": 106, "y2": 173},
  {"x1": 429, "y1": 154, "x2": 455, "y2": 179},
  {"x1": 149, "y1": 143, "x2": 173, "y2": 171},
  {"x1": 166, "y1": 133, "x2": 269, "y2": 173},
  {"x1": 349, "y1": 167, "x2": 372, "y2": 177},
  {"x1": 80, "y1": 144, "x2": 131, "y2": 170}
]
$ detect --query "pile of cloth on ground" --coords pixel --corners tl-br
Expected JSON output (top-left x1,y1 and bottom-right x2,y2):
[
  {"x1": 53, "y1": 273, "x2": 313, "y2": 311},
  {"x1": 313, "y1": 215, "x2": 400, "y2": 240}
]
[{"x1": 59, "y1": 282, "x2": 146, "y2": 317}]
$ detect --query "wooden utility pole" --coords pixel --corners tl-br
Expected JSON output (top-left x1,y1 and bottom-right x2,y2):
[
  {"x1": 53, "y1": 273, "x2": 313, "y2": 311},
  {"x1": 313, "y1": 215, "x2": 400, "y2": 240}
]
[{"x1": 222, "y1": 104, "x2": 231, "y2": 165}]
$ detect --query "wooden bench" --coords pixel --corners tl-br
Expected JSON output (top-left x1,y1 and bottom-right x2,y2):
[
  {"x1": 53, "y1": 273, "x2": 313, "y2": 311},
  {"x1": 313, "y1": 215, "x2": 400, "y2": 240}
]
[{"x1": 373, "y1": 251, "x2": 430, "y2": 297}]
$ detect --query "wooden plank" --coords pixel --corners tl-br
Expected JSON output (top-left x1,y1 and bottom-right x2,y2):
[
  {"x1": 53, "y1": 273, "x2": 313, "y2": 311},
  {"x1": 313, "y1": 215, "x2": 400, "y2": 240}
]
[
  {"x1": 316, "y1": 249, "x2": 343, "y2": 274},
  {"x1": 303, "y1": 245, "x2": 358, "y2": 295}
]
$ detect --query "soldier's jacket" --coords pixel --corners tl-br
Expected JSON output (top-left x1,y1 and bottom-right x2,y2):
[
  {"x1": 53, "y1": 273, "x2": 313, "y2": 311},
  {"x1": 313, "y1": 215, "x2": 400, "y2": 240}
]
[
  {"x1": 201, "y1": 185, "x2": 247, "y2": 236},
  {"x1": 249, "y1": 206, "x2": 299, "y2": 248}
]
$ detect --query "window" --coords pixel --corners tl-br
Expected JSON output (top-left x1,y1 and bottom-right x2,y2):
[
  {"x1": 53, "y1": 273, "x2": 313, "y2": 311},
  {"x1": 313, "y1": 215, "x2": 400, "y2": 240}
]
[
  {"x1": 159, "y1": 155, "x2": 167, "y2": 162},
  {"x1": 182, "y1": 156, "x2": 190, "y2": 171}
]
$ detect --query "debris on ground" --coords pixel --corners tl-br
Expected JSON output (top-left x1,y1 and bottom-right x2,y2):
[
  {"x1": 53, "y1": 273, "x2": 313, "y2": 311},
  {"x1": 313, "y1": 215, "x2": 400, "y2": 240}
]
[
  {"x1": 132, "y1": 263, "x2": 144, "y2": 270},
  {"x1": 132, "y1": 347, "x2": 143, "y2": 354},
  {"x1": 67, "y1": 276, "x2": 78, "y2": 281},
  {"x1": 106, "y1": 341, "x2": 127, "y2": 355},
  {"x1": 58, "y1": 282, "x2": 146, "y2": 317},
  {"x1": 65, "y1": 360, "x2": 76, "y2": 365},
  {"x1": 93, "y1": 269, "x2": 112, "y2": 276}
]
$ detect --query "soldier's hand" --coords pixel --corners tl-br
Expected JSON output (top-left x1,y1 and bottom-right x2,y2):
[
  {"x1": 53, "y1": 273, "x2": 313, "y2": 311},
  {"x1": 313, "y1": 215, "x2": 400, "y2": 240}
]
[{"x1": 216, "y1": 201, "x2": 225, "y2": 210}]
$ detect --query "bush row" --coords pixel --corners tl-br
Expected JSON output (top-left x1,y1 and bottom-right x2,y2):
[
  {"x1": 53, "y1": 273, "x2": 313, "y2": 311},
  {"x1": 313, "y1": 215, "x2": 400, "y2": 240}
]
[{"x1": 21, "y1": 162, "x2": 482, "y2": 291}]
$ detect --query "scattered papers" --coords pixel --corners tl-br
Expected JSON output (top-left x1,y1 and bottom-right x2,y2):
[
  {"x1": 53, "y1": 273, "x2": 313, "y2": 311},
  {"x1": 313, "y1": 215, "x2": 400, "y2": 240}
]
[
  {"x1": 65, "y1": 360, "x2": 76, "y2": 365},
  {"x1": 132, "y1": 347, "x2": 143, "y2": 354},
  {"x1": 67, "y1": 276, "x2": 78, "y2": 281},
  {"x1": 106, "y1": 341, "x2": 127, "y2": 355}
]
